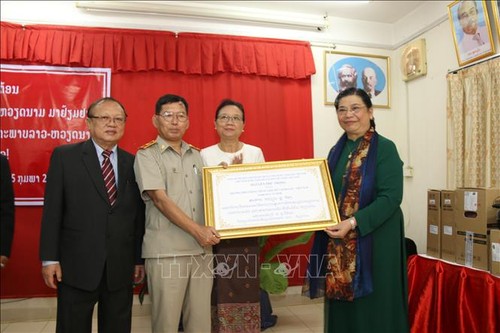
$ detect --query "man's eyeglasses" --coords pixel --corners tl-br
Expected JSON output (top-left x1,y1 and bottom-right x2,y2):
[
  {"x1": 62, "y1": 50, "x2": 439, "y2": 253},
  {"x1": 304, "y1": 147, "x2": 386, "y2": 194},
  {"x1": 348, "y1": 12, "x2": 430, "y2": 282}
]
[
  {"x1": 217, "y1": 115, "x2": 243, "y2": 123},
  {"x1": 88, "y1": 115, "x2": 126, "y2": 125},
  {"x1": 158, "y1": 112, "x2": 188, "y2": 123},
  {"x1": 459, "y1": 8, "x2": 478, "y2": 20},
  {"x1": 336, "y1": 106, "x2": 366, "y2": 116}
]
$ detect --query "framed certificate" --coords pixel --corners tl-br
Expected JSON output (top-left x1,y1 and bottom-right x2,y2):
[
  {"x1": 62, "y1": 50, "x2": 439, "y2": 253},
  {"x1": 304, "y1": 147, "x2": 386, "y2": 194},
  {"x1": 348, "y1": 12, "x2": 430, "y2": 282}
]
[{"x1": 203, "y1": 158, "x2": 340, "y2": 239}]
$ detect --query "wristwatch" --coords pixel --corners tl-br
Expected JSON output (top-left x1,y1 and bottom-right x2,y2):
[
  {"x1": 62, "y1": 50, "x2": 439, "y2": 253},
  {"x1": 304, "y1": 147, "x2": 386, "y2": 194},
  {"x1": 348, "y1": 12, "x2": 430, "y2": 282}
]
[{"x1": 349, "y1": 217, "x2": 357, "y2": 230}]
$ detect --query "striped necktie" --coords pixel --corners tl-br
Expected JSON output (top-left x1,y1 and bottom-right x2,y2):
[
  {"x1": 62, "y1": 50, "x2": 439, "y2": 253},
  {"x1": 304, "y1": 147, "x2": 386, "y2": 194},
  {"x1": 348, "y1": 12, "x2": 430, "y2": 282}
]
[{"x1": 101, "y1": 150, "x2": 117, "y2": 206}]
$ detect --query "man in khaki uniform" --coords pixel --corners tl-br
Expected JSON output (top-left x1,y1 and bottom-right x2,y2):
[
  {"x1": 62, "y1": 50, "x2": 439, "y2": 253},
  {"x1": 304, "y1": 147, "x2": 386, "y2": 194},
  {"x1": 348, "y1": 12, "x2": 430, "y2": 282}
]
[{"x1": 134, "y1": 94, "x2": 220, "y2": 333}]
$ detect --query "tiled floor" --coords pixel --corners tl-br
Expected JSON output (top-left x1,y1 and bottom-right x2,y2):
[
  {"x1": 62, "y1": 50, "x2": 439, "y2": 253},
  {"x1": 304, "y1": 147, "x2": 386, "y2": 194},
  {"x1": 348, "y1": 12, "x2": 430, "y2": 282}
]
[{"x1": 1, "y1": 288, "x2": 324, "y2": 333}]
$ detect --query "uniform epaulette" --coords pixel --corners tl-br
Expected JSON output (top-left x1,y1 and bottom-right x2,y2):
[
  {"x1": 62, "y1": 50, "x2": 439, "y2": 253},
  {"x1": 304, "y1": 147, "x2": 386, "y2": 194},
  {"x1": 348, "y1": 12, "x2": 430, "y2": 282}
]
[
  {"x1": 139, "y1": 140, "x2": 157, "y2": 150},
  {"x1": 189, "y1": 144, "x2": 201, "y2": 151}
]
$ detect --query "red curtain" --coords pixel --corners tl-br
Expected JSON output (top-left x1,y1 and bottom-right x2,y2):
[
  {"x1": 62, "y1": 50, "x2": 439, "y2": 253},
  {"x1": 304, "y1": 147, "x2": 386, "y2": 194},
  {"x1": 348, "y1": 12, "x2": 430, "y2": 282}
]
[
  {"x1": 0, "y1": 22, "x2": 315, "y2": 78},
  {"x1": 0, "y1": 22, "x2": 316, "y2": 297},
  {"x1": 408, "y1": 255, "x2": 500, "y2": 333},
  {"x1": 177, "y1": 33, "x2": 315, "y2": 79},
  {"x1": 112, "y1": 71, "x2": 313, "y2": 161}
]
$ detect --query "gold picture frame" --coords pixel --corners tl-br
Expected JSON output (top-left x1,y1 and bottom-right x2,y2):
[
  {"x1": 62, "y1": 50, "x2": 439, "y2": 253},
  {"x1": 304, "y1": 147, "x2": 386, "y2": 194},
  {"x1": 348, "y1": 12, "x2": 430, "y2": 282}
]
[
  {"x1": 203, "y1": 158, "x2": 340, "y2": 239},
  {"x1": 493, "y1": 0, "x2": 500, "y2": 39},
  {"x1": 324, "y1": 50, "x2": 390, "y2": 108},
  {"x1": 447, "y1": 0, "x2": 496, "y2": 66}
]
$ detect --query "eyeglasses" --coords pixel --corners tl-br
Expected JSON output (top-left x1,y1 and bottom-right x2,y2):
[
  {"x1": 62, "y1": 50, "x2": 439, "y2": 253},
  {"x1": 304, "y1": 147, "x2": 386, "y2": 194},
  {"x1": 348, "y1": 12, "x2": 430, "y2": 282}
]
[
  {"x1": 88, "y1": 115, "x2": 126, "y2": 125},
  {"x1": 158, "y1": 112, "x2": 188, "y2": 123},
  {"x1": 217, "y1": 115, "x2": 243, "y2": 123},
  {"x1": 459, "y1": 8, "x2": 477, "y2": 20},
  {"x1": 336, "y1": 105, "x2": 366, "y2": 116}
]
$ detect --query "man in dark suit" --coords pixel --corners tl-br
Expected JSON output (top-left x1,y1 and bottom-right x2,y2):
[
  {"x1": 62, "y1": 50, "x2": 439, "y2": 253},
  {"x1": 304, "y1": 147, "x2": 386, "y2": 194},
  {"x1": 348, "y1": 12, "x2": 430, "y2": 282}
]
[
  {"x1": 39, "y1": 97, "x2": 145, "y2": 333},
  {"x1": 1, "y1": 154, "x2": 15, "y2": 269}
]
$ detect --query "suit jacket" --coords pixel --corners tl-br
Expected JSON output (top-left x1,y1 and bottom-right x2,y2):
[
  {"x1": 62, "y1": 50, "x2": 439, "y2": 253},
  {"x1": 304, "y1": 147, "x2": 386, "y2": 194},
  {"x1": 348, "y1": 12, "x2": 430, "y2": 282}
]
[
  {"x1": 1, "y1": 154, "x2": 15, "y2": 257},
  {"x1": 39, "y1": 139, "x2": 145, "y2": 291}
]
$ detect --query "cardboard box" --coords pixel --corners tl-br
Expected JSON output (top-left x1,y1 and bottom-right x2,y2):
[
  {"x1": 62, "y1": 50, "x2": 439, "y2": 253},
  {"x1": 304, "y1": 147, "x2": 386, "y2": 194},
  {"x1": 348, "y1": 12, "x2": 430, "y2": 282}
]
[
  {"x1": 440, "y1": 190, "x2": 456, "y2": 262},
  {"x1": 455, "y1": 231, "x2": 488, "y2": 270},
  {"x1": 455, "y1": 188, "x2": 500, "y2": 235},
  {"x1": 426, "y1": 190, "x2": 441, "y2": 258},
  {"x1": 490, "y1": 229, "x2": 500, "y2": 276}
]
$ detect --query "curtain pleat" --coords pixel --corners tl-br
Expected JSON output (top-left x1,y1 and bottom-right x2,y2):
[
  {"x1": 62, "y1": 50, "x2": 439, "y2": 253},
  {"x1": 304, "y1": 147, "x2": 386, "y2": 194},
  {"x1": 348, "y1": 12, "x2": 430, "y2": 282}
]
[
  {"x1": 408, "y1": 255, "x2": 500, "y2": 333},
  {"x1": 176, "y1": 33, "x2": 316, "y2": 78},
  {"x1": 1, "y1": 22, "x2": 178, "y2": 72},
  {"x1": 446, "y1": 57, "x2": 500, "y2": 188}
]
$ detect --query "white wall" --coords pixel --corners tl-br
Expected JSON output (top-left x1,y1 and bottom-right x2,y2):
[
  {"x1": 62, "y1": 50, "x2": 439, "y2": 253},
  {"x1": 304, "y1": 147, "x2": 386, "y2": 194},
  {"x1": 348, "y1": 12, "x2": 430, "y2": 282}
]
[
  {"x1": 310, "y1": 21, "x2": 457, "y2": 251},
  {"x1": 393, "y1": 21, "x2": 459, "y2": 251},
  {"x1": 2, "y1": 1, "x2": 499, "y2": 253}
]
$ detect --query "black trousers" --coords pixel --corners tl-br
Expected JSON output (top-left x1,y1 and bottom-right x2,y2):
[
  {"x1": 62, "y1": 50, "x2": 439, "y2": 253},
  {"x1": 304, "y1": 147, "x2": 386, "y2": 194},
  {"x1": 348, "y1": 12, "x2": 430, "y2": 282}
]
[{"x1": 56, "y1": 269, "x2": 133, "y2": 333}]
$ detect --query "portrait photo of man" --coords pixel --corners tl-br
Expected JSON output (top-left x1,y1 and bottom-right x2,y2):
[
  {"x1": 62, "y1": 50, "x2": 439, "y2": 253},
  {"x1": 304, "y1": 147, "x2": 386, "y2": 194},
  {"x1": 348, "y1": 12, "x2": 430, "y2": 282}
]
[
  {"x1": 361, "y1": 67, "x2": 381, "y2": 98},
  {"x1": 448, "y1": 0, "x2": 494, "y2": 65},
  {"x1": 337, "y1": 64, "x2": 357, "y2": 92},
  {"x1": 456, "y1": 0, "x2": 489, "y2": 53}
]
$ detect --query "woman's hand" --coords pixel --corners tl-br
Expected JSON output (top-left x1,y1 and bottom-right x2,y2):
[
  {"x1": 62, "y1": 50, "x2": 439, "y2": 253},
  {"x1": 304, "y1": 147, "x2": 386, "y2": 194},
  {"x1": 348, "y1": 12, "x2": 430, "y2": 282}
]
[
  {"x1": 232, "y1": 153, "x2": 243, "y2": 165},
  {"x1": 218, "y1": 153, "x2": 243, "y2": 168},
  {"x1": 218, "y1": 161, "x2": 229, "y2": 168},
  {"x1": 325, "y1": 218, "x2": 355, "y2": 239}
]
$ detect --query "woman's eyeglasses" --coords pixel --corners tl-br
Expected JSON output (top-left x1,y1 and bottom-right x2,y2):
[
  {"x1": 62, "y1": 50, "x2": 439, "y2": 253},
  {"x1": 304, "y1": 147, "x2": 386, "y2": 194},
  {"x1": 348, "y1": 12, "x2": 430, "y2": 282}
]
[
  {"x1": 217, "y1": 115, "x2": 243, "y2": 123},
  {"x1": 336, "y1": 106, "x2": 366, "y2": 116}
]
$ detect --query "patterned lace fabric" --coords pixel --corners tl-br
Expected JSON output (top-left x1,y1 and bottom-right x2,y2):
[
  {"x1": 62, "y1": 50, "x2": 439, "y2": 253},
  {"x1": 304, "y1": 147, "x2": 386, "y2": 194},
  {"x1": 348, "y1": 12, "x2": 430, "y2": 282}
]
[
  {"x1": 211, "y1": 238, "x2": 261, "y2": 332},
  {"x1": 212, "y1": 303, "x2": 260, "y2": 333}
]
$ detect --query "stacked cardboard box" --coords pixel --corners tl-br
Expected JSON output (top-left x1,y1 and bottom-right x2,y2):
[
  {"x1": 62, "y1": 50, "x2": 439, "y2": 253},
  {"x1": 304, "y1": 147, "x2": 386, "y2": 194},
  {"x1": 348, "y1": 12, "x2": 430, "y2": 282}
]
[
  {"x1": 426, "y1": 190, "x2": 441, "y2": 258},
  {"x1": 440, "y1": 190, "x2": 456, "y2": 262},
  {"x1": 455, "y1": 188, "x2": 500, "y2": 270},
  {"x1": 490, "y1": 229, "x2": 500, "y2": 276}
]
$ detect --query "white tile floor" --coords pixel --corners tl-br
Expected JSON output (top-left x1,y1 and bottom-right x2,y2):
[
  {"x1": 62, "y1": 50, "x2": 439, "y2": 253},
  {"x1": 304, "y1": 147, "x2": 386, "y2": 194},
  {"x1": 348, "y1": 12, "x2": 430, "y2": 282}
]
[{"x1": 1, "y1": 288, "x2": 324, "y2": 333}]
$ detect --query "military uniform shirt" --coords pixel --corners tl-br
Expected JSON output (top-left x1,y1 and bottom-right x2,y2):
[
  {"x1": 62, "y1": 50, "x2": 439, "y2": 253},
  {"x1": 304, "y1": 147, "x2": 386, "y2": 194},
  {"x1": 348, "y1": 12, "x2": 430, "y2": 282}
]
[{"x1": 134, "y1": 136, "x2": 208, "y2": 258}]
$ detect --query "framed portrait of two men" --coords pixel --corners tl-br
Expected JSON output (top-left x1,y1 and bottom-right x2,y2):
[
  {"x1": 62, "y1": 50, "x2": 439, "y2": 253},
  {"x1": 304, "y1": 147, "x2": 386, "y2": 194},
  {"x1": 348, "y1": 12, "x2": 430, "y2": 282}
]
[
  {"x1": 324, "y1": 50, "x2": 390, "y2": 108},
  {"x1": 447, "y1": 0, "x2": 496, "y2": 66}
]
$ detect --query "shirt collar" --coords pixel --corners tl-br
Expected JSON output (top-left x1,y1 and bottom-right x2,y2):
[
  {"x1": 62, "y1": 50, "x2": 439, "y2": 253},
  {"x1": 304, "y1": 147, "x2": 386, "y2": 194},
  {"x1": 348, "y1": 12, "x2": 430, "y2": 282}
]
[{"x1": 91, "y1": 139, "x2": 118, "y2": 156}]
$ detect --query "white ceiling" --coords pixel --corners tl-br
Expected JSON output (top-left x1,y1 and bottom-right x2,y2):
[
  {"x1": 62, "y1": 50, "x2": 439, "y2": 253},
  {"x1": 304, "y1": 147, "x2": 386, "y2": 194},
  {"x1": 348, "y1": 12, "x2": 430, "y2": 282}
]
[
  {"x1": 190, "y1": 1, "x2": 426, "y2": 24},
  {"x1": 1, "y1": 1, "x2": 445, "y2": 49}
]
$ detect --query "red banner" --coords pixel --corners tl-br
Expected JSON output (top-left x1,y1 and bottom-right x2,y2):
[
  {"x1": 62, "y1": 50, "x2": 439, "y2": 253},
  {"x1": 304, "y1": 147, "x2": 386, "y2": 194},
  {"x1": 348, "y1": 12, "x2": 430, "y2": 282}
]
[{"x1": 0, "y1": 65, "x2": 111, "y2": 205}]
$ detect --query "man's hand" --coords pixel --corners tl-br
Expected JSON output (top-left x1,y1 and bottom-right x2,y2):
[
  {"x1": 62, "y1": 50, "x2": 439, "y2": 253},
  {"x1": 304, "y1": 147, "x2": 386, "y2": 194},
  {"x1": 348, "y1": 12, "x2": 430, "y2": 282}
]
[
  {"x1": 42, "y1": 263, "x2": 62, "y2": 289},
  {"x1": 134, "y1": 265, "x2": 145, "y2": 285},
  {"x1": 0, "y1": 255, "x2": 9, "y2": 269},
  {"x1": 193, "y1": 225, "x2": 221, "y2": 247}
]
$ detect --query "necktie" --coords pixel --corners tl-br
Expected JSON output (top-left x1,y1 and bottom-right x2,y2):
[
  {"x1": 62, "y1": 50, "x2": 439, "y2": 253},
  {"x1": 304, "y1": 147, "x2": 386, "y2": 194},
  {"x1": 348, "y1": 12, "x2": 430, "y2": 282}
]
[
  {"x1": 473, "y1": 33, "x2": 484, "y2": 46},
  {"x1": 101, "y1": 150, "x2": 117, "y2": 206}
]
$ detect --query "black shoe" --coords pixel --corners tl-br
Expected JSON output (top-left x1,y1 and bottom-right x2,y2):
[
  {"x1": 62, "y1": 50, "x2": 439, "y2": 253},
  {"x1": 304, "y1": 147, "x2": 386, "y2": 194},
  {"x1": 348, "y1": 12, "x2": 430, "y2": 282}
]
[{"x1": 261, "y1": 314, "x2": 277, "y2": 331}]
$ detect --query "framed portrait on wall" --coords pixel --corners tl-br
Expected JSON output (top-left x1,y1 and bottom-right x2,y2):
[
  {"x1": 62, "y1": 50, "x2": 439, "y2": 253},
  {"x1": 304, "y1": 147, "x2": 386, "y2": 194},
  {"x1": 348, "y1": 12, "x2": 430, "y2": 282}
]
[
  {"x1": 447, "y1": 0, "x2": 496, "y2": 66},
  {"x1": 493, "y1": 0, "x2": 500, "y2": 38},
  {"x1": 324, "y1": 51, "x2": 390, "y2": 108}
]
